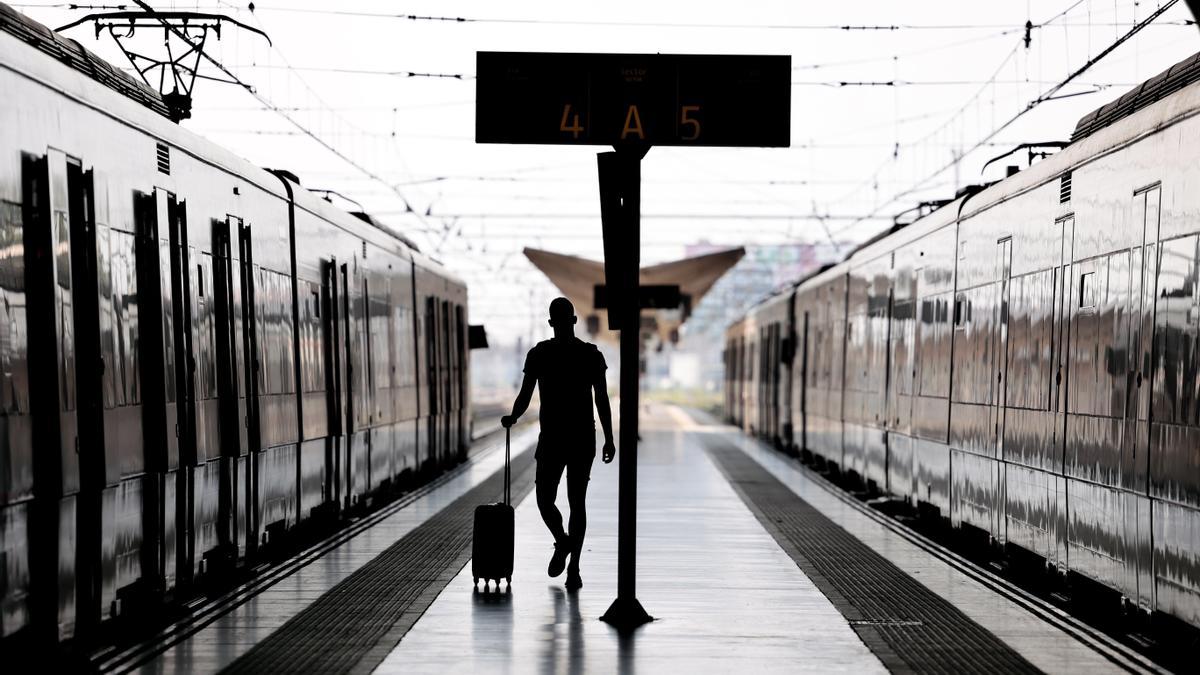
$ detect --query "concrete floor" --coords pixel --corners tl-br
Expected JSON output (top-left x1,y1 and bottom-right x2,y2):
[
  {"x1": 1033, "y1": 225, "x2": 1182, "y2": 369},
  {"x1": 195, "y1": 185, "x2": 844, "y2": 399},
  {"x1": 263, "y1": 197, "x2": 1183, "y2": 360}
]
[{"x1": 375, "y1": 408, "x2": 885, "y2": 674}]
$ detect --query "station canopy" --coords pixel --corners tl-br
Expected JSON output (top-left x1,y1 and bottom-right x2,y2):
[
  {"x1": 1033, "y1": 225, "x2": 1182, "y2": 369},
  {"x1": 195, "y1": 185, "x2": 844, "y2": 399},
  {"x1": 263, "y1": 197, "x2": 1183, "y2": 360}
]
[{"x1": 524, "y1": 246, "x2": 745, "y2": 344}]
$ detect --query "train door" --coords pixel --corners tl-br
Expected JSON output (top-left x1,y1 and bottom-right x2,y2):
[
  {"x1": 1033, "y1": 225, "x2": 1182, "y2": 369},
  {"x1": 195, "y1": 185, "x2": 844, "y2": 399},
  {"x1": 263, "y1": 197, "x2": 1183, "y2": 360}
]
[
  {"x1": 868, "y1": 272, "x2": 894, "y2": 492},
  {"x1": 65, "y1": 162, "x2": 117, "y2": 635},
  {"x1": 747, "y1": 338, "x2": 755, "y2": 433},
  {"x1": 1051, "y1": 217, "x2": 1074, "y2": 442},
  {"x1": 737, "y1": 336, "x2": 746, "y2": 427},
  {"x1": 1124, "y1": 185, "x2": 1161, "y2": 612},
  {"x1": 910, "y1": 267, "x2": 924, "y2": 434},
  {"x1": 777, "y1": 319, "x2": 787, "y2": 446},
  {"x1": 887, "y1": 265, "x2": 916, "y2": 501},
  {"x1": 1049, "y1": 216, "x2": 1073, "y2": 567},
  {"x1": 129, "y1": 188, "x2": 192, "y2": 597},
  {"x1": 320, "y1": 259, "x2": 345, "y2": 507},
  {"x1": 211, "y1": 218, "x2": 247, "y2": 564},
  {"x1": 236, "y1": 222, "x2": 260, "y2": 554},
  {"x1": 766, "y1": 324, "x2": 772, "y2": 439},
  {"x1": 424, "y1": 296, "x2": 439, "y2": 464},
  {"x1": 768, "y1": 324, "x2": 777, "y2": 439},
  {"x1": 456, "y1": 304, "x2": 468, "y2": 458},
  {"x1": 992, "y1": 237, "x2": 1013, "y2": 542},
  {"x1": 440, "y1": 300, "x2": 452, "y2": 464},
  {"x1": 165, "y1": 195, "x2": 197, "y2": 588},
  {"x1": 0, "y1": 160, "x2": 33, "y2": 640},
  {"x1": 800, "y1": 311, "x2": 810, "y2": 453},
  {"x1": 992, "y1": 239, "x2": 1013, "y2": 451},
  {"x1": 765, "y1": 326, "x2": 774, "y2": 437},
  {"x1": 754, "y1": 328, "x2": 763, "y2": 435},
  {"x1": 213, "y1": 220, "x2": 246, "y2": 457},
  {"x1": 726, "y1": 337, "x2": 736, "y2": 425},
  {"x1": 339, "y1": 262, "x2": 357, "y2": 505},
  {"x1": 765, "y1": 324, "x2": 776, "y2": 442},
  {"x1": 22, "y1": 150, "x2": 82, "y2": 638},
  {"x1": 163, "y1": 192, "x2": 198, "y2": 590},
  {"x1": 726, "y1": 338, "x2": 735, "y2": 425},
  {"x1": 191, "y1": 246, "x2": 215, "y2": 465},
  {"x1": 347, "y1": 258, "x2": 370, "y2": 502}
]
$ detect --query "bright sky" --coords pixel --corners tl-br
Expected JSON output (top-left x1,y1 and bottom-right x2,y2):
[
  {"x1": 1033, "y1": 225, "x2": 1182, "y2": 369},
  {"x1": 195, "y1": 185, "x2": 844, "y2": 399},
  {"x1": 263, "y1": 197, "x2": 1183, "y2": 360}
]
[{"x1": 14, "y1": 1, "x2": 1200, "y2": 343}]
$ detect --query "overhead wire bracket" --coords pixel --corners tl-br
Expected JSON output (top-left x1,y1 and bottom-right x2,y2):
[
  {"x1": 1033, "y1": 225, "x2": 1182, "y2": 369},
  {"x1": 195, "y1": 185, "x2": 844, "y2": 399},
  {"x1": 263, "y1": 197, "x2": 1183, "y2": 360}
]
[
  {"x1": 981, "y1": 141, "x2": 1069, "y2": 175},
  {"x1": 57, "y1": 11, "x2": 271, "y2": 122}
]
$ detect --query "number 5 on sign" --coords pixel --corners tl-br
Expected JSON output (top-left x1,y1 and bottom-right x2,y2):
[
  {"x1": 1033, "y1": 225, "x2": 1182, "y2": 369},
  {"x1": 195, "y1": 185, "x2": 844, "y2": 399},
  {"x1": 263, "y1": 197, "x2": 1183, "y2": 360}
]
[
  {"x1": 560, "y1": 104, "x2": 584, "y2": 139},
  {"x1": 681, "y1": 105, "x2": 701, "y2": 141}
]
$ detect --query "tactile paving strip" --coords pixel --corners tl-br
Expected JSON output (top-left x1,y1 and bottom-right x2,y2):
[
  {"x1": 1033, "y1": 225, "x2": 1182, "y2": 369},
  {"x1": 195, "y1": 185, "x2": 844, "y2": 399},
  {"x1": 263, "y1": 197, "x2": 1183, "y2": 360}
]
[
  {"x1": 704, "y1": 438, "x2": 1040, "y2": 674},
  {"x1": 221, "y1": 449, "x2": 537, "y2": 675}
]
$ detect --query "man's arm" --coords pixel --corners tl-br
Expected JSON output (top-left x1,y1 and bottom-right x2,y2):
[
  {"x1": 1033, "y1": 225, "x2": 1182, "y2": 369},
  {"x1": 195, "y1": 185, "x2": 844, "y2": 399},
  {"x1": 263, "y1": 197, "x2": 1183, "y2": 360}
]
[
  {"x1": 501, "y1": 373, "x2": 536, "y2": 428},
  {"x1": 594, "y1": 375, "x2": 616, "y2": 463}
]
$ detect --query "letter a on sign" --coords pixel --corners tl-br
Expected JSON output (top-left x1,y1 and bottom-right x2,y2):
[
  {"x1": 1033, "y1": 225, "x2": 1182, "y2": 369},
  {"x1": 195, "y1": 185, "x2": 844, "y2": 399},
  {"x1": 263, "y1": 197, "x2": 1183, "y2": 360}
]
[{"x1": 621, "y1": 105, "x2": 645, "y2": 140}]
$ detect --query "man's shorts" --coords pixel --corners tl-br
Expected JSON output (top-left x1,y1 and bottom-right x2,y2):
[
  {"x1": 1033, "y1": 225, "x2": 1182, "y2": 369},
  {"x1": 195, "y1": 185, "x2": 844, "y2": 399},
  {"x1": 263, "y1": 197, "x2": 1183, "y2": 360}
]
[{"x1": 534, "y1": 430, "x2": 597, "y2": 487}]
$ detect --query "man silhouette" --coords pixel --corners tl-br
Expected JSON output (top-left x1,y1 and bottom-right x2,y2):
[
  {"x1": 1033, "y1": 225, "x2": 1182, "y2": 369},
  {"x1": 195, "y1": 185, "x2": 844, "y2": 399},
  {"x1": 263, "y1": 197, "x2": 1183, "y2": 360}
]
[{"x1": 502, "y1": 297, "x2": 616, "y2": 591}]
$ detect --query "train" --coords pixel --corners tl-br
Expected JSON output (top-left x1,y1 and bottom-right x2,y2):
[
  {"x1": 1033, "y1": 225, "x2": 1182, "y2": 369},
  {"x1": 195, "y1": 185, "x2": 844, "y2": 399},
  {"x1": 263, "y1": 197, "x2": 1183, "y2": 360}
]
[
  {"x1": 727, "y1": 49, "x2": 1200, "y2": 632},
  {"x1": 0, "y1": 4, "x2": 478, "y2": 650}
]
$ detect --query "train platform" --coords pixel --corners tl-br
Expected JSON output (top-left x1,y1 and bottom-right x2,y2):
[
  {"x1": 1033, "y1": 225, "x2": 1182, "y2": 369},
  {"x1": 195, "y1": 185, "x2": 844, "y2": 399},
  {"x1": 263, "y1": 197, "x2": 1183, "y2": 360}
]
[{"x1": 123, "y1": 405, "x2": 1160, "y2": 674}]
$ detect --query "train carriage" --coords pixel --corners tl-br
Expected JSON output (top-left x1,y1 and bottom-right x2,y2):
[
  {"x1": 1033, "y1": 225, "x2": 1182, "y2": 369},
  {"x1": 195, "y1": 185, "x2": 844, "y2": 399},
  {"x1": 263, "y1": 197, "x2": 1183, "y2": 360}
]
[
  {"x1": 0, "y1": 4, "x2": 474, "y2": 648},
  {"x1": 723, "y1": 319, "x2": 746, "y2": 429},
  {"x1": 729, "y1": 49, "x2": 1200, "y2": 630},
  {"x1": 752, "y1": 291, "x2": 792, "y2": 449},
  {"x1": 792, "y1": 266, "x2": 848, "y2": 471}
]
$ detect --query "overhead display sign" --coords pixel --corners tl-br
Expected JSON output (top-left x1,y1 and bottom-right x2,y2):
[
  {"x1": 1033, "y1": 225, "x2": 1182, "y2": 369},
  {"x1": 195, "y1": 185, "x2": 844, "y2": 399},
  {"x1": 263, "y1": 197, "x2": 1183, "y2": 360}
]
[{"x1": 476, "y1": 52, "x2": 791, "y2": 147}]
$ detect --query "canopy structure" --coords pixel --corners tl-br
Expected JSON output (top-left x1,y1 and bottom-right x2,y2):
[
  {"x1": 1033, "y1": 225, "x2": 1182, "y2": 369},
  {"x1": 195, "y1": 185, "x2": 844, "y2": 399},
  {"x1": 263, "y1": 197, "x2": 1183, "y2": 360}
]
[{"x1": 523, "y1": 246, "x2": 745, "y2": 344}]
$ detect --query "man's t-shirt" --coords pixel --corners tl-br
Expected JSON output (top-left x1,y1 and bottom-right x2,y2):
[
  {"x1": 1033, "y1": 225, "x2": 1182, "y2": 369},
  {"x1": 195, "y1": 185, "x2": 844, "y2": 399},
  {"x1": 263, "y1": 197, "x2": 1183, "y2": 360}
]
[{"x1": 524, "y1": 336, "x2": 607, "y2": 438}]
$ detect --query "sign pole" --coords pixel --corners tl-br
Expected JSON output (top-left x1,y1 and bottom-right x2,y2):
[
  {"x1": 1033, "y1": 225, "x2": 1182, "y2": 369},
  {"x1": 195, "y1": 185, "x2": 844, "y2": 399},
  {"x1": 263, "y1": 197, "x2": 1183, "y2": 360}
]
[
  {"x1": 475, "y1": 49, "x2": 790, "y2": 632},
  {"x1": 600, "y1": 145, "x2": 652, "y2": 631}
]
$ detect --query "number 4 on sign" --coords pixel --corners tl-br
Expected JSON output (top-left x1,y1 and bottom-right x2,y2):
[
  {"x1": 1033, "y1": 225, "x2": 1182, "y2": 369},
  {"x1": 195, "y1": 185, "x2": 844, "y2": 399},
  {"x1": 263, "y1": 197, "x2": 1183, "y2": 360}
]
[{"x1": 560, "y1": 104, "x2": 584, "y2": 139}]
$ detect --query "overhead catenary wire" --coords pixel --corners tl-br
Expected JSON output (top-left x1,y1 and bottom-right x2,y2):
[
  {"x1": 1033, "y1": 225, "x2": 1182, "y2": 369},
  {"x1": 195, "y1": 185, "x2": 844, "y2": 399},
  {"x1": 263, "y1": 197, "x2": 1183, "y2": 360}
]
[
  {"x1": 221, "y1": 64, "x2": 1138, "y2": 89},
  {"x1": 234, "y1": 64, "x2": 473, "y2": 79},
  {"x1": 388, "y1": 212, "x2": 890, "y2": 221},
  {"x1": 821, "y1": 0, "x2": 1171, "y2": 218},
  {"x1": 255, "y1": 6, "x2": 1193, "y2": 31},
  {"x1": 107, "y1": 0, "x2": 436, "y2": 240},
  {"x1": 831, "y1": 0, "x2": 1183, "y2": 240},
  {"x1": 37, "y1": 0, "x2": 1190, "y2": 273}
]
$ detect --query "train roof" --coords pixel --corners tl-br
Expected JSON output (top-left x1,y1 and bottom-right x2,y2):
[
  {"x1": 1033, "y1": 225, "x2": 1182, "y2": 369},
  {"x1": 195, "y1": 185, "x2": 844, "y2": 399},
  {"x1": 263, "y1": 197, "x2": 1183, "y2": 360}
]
[
  {"x1": 810, "y1": 49, "x2": 1200, "y2": 285},
  {"x1": 0, "y1": 4, "x2": 455, "y2": 282},
  {"x1": 962, "y1": 53, "x2": 1200, "y2": 223},
  {"x1": 1072, "y1": 50, "x2": 1200, "y2": 141},
  {"x1": 0, "y1": 2, "x2": 169, "y2": 118},
  {"x1": 738, "y1": 49, "x2": 1200, "y2": 322}
]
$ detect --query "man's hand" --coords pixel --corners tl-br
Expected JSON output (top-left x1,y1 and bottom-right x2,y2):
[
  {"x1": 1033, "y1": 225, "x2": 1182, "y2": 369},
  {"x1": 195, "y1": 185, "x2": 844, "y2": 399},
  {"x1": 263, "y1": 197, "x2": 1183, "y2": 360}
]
[
  {"x1": 602, "y1": 440, "x2": 616, "y2": 464},
  {"x1": 501, "y1": 415, "x2": 517, "y2": 429}
]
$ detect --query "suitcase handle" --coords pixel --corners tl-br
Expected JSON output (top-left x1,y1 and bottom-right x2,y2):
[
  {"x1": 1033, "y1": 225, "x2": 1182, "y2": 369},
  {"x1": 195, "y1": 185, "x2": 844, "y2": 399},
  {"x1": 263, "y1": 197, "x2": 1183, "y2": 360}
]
[{"x1": 504, "y1": 427, "x2": 511, "y2": 506}]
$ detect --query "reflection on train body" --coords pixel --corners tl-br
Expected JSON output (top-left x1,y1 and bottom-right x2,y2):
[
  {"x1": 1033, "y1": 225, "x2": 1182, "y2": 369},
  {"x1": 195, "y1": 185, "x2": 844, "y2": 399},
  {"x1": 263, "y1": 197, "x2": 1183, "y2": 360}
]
[
  {"x1": 0, "y1": 6, "x2": 476, "y2": 647},
  {"x1": 727, "y1": 51, "x2": 1200, "y2": 631}
]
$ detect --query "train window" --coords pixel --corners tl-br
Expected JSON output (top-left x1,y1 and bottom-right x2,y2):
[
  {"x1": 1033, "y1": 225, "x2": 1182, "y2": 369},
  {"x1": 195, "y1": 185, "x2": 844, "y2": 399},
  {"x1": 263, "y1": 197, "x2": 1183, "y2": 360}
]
[
  {"x1": 1151, "y1": 235, "x2": 1199, "y2": 425},
  {"x1": 197, "y1": 264, "x2": 204, "y2": 297},
  {"x1": 304, "y1": 280, "x2": 324, "y2": 394},
  {"x1": 0, "y1": 201, "x2": 26, "y2": 415},
  {"x1": 1079, "y1": 272, "x2": 1096, "y2": 309},
  {"x1": 953, "y1": 294, "x2": 968, "y2": 328}
]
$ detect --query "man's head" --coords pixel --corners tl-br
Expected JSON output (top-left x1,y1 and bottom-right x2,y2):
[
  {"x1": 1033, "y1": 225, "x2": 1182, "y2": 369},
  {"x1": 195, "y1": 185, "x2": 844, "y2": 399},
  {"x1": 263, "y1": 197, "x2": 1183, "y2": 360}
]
[{"x1": 548, "y1": 297, "x2": 577, "y2": 330}]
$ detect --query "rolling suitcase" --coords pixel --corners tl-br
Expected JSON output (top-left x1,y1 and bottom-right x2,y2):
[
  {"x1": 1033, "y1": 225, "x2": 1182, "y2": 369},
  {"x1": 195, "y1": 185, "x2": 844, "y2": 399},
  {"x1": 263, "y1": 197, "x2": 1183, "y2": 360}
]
[{"x1": 472, "y1": 428, "x2": 514, "y2": 588}]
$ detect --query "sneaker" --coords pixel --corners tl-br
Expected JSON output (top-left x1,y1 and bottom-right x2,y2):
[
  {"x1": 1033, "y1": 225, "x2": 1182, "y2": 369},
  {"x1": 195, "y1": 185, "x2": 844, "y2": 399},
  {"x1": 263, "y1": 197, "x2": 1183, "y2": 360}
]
[
  {"x1": 547, "y1": 543, "x2": 568, "y2": 578},
  {"x1": 565, "y1": 570, "x2": 583, "y2": 591}
]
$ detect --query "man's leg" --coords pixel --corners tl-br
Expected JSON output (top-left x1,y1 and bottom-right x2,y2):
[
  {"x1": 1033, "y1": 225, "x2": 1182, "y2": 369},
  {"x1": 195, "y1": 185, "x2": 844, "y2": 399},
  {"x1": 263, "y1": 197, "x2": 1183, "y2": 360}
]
[
  {"x1": 565, "y1": 452, "x2": 596, "y2": 573},
  {"x1": 536, "y1": 457, "x2": 568, "y2": 545}
]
